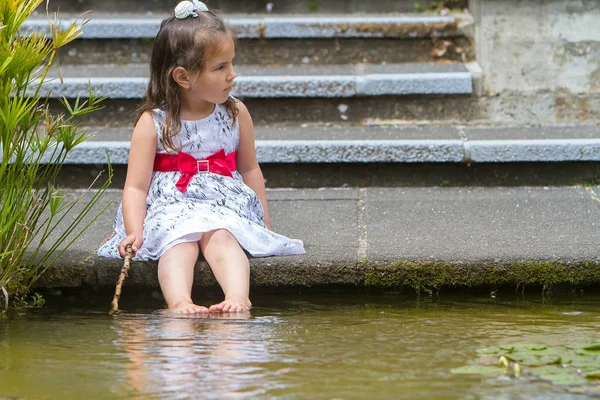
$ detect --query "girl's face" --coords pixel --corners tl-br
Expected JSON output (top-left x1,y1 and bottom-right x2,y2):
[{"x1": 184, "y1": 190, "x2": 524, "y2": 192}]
[{"x1": 189, "y1": 38, "x2": 236, "y2": 105}]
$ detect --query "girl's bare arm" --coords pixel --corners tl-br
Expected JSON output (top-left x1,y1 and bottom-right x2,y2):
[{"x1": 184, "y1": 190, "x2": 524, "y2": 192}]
[
  {"x1": 119, "y1": 112, "x2": 158, "y2": 255},
  {"x1": 235, "y1": 101, "x2": 271, "y2": 229}
]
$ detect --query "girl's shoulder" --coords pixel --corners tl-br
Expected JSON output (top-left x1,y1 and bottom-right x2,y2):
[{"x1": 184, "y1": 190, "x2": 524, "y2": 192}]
[
  {"x1": 131, "y1": 110, "x2": 159, "y2": 142},
  {"x1": 230, "y1": 96, "x2": 250, "y2": 120},
  {"x1": 149, "y1": 108, "x2": 167, "y2": 124},
  {"x1": 134, "y1": 110, "x2": 159, "y2": 131}
]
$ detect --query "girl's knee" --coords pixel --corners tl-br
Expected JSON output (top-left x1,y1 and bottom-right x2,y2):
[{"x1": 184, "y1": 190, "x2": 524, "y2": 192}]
[
  {"x1": 162, "y1": 241, "x2": 199, "y2": 259},
  {"x1": 200, "y1": 228, "x2": 237, "y2": 248}
]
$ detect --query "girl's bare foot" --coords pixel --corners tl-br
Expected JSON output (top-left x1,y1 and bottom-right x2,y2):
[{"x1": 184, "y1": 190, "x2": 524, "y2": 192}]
[
  {"x1": 209, "y1": 296, "x2": 251, "y2": 313},
  {"x1": 169, "y1": 302, "x2": 210, "y2": 314}
]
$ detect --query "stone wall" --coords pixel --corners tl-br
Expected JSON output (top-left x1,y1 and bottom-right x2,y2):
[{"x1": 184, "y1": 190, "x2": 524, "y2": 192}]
[{"x1": 469, "y1": 0, "x2": 599, "y2": 123}]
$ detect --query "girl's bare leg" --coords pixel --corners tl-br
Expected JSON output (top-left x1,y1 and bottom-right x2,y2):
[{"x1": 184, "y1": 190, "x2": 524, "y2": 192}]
[
  {"x1": 158, "y1": 241, "x2": 209, "y2": 314},
  {"x1": 200, "y1": 229, "x2": 251, "y2": 313}
]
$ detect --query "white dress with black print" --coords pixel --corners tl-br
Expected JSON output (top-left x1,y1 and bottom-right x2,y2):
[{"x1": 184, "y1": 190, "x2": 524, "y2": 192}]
[{"x1": 97, "y1": 103, "x2": 306, "y2": 261}]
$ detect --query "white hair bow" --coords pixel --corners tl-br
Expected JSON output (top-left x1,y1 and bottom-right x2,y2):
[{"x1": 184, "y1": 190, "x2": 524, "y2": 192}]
[{"x1": 174, "y1": 0, "x2": 209, "y2": 19}]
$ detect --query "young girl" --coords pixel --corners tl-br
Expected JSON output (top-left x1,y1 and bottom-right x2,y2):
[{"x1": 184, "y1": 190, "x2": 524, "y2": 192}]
[{"x1": 98, "y1": 0, "x2": 305, "y2": 314}]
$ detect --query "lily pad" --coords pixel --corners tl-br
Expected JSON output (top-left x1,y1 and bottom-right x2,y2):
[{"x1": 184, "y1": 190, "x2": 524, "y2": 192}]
[
  {"x1": 534, "y1": 366, "x2": 589, "y2": 386},
  {"x1": 567, "y1": 358, "x2": 600, "y2": 371},
  {"x1": 583, "y1": 370, "x2": 600, "y2": 379},
  {"x1": 457, "y1": 342, "x2": 600, "y2": 392},
  {"x1": 566, "y1": 342, "x2": 600, "y2": 351},
  {"x1": 509, "y1": 354, "x2": 562, "y2": 367},
  {"x1": 500, "y1": 344, "x2": 548, "y2": 352},
  {"x1": 582, "y1": 343, "x2": 600, "y2": 352}
]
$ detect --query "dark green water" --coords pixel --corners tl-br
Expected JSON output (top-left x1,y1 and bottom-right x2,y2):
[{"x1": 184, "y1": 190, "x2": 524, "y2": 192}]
[{"x1": 1, "y1": 292, "x2": 599, "y2": 399}]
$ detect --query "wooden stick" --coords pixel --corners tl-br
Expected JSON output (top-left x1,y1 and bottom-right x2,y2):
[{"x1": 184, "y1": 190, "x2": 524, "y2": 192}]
[{"x1": 109, "y1": 244, "x2": 132, "y2": 315}]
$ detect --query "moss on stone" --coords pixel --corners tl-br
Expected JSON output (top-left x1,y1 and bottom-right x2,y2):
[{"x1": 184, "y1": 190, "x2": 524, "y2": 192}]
[
  {"x1": 35, "y1": 264, "x2": 86, "y2": 287},
  {"x1": 362, "y1": 260, "x2": 600, "y2": 294}
]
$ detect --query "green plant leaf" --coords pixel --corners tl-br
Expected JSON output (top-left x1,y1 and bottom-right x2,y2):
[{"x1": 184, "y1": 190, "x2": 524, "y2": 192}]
[
  {"x1": 584, "y1": 370, "x2": 600, "y2": 379},
  {"x1": 499, "y1": 343, "x2": 549, "y2": 352},
  {"x1": 534, "y1": 366, "x2": 589, "y2": 386},
  {"x1": 582, "y1": 344, "x2": 600, "y2": 352},
  {"x1": 0, "y1": 0, "x2": 109, "y2": 307},
  {"x1": 566, "y1": 342, "x2": 600, "y2": 350}
]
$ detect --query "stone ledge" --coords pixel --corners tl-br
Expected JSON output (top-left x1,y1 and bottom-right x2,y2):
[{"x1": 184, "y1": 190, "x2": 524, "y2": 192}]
[
  {"x1": 43, "y1": 138, "x2": 600, "y2": 164},
  {"x1": 23, "y1": 14, "x2": 466, "y2": 39},
  {"x1": 37, "y1": 256, "x2": 600, "y2": 294},
  {"x1": 37, "y1": 67, "x2": 474, "y2": 98},
  {"x1": 28, "y1": 186, "x2": 600, "y2": 293}
]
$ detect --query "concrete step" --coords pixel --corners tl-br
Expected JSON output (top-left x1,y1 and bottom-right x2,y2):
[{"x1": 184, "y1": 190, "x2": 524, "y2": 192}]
[
  {"x1": 51, "y1": 123, "x2": 600, "y2": 188},
  {"x1": 24, "y1": 13, "x2": 472, "y2": 39},
  {"x1": 49, "y1": 94, "x2": 483, "y2": 126},
  {"x1": 52, "y1": 123, "x2": 600, "y2": 165},
  {"x1": 53, "y1": 36, "x2": 473, "y2": 67},
  {"x1": 42, "y1": 63, "x2": 477, "y2": 125},
  {"x1": 41, "y1": 61, "x2": 478, "y2": 124},
  {"x1": 41, "y1": 63, "x2": 475, "y2": 99},
  {"x1": 25, "y1": 13, "x2": 474, "y2": 65},
  {"x1": 36, "y1": 0, "x2": 468, "y2": 15},
  {"x1": 35, "y1": 186, "x2": 600, "y2": 291}
]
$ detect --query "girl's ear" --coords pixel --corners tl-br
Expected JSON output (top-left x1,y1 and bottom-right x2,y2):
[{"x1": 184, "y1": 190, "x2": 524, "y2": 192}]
[{"x1": 172, "y1": 67, "x2": 192, "y2": 89}]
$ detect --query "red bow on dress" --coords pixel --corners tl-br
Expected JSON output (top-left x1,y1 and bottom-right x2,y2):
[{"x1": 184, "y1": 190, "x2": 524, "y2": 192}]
[{"x1": 153, "y1": 149, "x2": 237, "y2": 193}]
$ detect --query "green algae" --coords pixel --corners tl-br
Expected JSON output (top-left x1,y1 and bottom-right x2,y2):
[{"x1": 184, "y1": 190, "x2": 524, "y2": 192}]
[
  {"x1": 363, "y1": 260, "x2": 600, "y2": 294},
  {"x1": 34, "y1": 259, "x2": 600, "y2": 294}
]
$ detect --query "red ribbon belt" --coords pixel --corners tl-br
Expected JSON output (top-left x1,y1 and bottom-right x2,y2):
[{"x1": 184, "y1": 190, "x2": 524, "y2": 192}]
[{"x1": 153, "y1": 149, "x2": 237, "y2": 192}]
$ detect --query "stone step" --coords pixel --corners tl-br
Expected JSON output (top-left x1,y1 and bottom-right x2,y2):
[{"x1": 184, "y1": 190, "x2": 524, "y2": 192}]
[
  {"x1": 25, "y1": 13, "x2": 473, "y2": 66},
  {"x1": 53, "y1": 123, "x2": 600, "y2": 188},
  {"x1": 36, "y1": 0, "x2": 468, "y2": 15},
  {"x1": 41, "y1": 63, "x2": 475, "y2": 99},
  {"x1": 49, "y1": 94, "x2": 482, "y2": 126},
  {"x1": 54, "y1": 36, "x2": 473, "y2": 66},
  {"x1": 24, "y1": 13, "x2": 471, "y2": 39},
  {"x1": 44, "y1": 62, "x2": 477, "y2": 125},
  {"x1": 33, "y1": 185, "x2": 600, "y2": 290},
  {"x1": 50, "y1": 124, "x2": 600, "y2": 165}
]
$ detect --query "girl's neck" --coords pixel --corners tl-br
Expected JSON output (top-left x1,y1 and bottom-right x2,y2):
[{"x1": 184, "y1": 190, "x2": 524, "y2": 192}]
[{"x1": 179, "y1": 101, "x2": 216, "y2": 121}]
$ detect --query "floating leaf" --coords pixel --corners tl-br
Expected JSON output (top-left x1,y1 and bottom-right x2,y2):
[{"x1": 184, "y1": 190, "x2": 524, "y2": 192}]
[
  {"x1": 567, "y1": 359, "x2": 600, "y2": 371},
  {"x1": 459, "y1": 342, "x2": 600, "y2": 392},
  {"x1": 566, "y1": 342, "x2": 600, "y2": 351},
  {"x1": 584, "y1": 370, "x2": 600, "y2": 379},
  {"x1": 500, "y1": 343, "x2": 548, "y2": 352},
  {"x1": 534, "y1": 366, "x2": 589, "y2": 386},
  {"x1": 583, "y1": 343, "x2": 600, "y2": 352},
  {"x1": 510, "y1": 354, "x2": 562, "y2": 367}
]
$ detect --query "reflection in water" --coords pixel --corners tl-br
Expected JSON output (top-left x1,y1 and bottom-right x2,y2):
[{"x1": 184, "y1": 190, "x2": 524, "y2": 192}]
[
  {"x1": 1, "y1": 293, "x2": 599, "y2": 399},
  {"x1": 115, "y1": 313, "x2": 287, "y2": 399}
]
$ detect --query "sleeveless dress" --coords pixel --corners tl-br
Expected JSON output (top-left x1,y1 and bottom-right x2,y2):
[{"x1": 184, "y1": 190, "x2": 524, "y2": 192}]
[{"x1": 97, "y1": 103, "x2": 306, "y2": 261}]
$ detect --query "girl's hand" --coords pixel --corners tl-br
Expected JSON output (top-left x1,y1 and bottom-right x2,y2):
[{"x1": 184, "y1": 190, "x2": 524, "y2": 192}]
[{"x1": 119, "y1": 233, "x2": 143, "y2": 257}]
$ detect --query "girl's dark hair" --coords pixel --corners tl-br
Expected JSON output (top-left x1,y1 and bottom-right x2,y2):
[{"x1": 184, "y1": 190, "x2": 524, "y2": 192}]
[{"x1": 136, "y1": 11, "x2": 238, "y2": 152}]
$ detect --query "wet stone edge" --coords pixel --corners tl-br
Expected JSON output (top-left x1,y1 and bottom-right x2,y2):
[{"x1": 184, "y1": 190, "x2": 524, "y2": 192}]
[{"x1": 35, "y1": 257, "x2": 600, "y2": 294}]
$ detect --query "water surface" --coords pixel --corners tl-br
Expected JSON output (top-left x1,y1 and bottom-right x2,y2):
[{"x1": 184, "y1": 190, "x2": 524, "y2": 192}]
[{"x1": 1, "y1": 292, "x2": 599, "y2": 399}]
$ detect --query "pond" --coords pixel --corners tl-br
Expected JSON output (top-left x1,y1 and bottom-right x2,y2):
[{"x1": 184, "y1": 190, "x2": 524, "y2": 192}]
[{"x1": 1, "y1": 291, "x2": 599, "y2": 399}]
